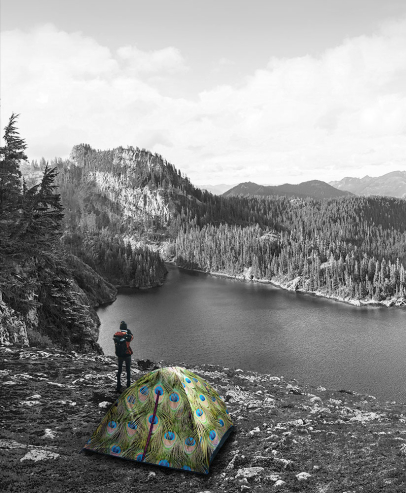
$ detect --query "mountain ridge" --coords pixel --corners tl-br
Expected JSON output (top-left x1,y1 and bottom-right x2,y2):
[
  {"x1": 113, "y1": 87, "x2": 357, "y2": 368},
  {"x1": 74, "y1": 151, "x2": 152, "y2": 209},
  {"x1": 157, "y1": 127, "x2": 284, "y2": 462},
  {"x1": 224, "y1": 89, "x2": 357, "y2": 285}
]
[
  {"x1": 223, "y1": 180, "x2": 354, "y2": 199},
  {"x1": 330, "y1": 170, "x2": 406, "y2": 198}
]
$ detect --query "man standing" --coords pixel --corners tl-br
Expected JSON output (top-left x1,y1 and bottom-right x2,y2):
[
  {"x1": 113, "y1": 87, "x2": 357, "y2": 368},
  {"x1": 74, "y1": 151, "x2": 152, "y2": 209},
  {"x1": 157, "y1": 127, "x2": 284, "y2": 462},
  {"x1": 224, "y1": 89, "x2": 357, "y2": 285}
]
[{"x1": 113, "y1": 321, "x2": 133, "y2": 392}]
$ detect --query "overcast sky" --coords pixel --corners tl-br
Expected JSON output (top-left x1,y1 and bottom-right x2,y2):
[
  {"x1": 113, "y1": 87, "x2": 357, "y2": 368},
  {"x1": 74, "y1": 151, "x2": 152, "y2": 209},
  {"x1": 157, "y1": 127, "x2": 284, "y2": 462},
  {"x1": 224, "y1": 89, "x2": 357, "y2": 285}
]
[{"x1": 1, "y1": 0, "x2": 406, "y2": 186}]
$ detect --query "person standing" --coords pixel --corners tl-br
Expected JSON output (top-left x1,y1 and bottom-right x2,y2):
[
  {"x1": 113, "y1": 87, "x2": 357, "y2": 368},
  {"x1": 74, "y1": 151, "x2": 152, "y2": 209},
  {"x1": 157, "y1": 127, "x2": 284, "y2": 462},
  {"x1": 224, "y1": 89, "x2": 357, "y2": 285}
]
[{"x1": 113, "y1": 321, "x2": 133, "y2": 392}]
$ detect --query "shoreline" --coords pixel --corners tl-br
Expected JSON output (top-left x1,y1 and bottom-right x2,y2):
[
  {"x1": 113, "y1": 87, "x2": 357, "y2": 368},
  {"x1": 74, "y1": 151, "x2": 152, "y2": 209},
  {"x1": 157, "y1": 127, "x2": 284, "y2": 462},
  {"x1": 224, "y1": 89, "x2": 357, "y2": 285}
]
[{"x1": 171, "y1": 261, "x2": 406, "y2": 309}]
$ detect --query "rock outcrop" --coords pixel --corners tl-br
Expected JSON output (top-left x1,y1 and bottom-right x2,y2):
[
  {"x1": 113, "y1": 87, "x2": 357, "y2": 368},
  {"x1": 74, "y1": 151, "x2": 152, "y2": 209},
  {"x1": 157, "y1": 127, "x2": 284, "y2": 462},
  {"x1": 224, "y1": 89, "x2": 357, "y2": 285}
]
[
  {"x1": 0, "y1": 294, "x2": 30, "y2": 346},
  {"x1": 0, "y1": 254, "x2": 117, "y2": 353}
]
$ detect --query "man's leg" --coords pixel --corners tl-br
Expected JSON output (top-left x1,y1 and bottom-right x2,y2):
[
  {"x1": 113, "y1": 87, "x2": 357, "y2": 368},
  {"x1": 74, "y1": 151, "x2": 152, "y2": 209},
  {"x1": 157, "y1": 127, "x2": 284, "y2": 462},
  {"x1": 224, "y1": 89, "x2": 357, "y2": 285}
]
[
  {"x1": 125, "y1": 356, "x2": 131, "y2": 388},
  {"x1": 117, "y1": 358, "x2": 123, "y2": 391}
]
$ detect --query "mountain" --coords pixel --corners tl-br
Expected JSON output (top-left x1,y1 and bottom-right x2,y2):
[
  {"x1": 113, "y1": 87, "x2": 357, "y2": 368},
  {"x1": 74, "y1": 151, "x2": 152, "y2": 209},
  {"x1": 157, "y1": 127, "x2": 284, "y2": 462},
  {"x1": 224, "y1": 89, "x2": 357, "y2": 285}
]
[
  {"x1": 330, "y1": 171, "x2": 406, "y2": 198},
  {"x1": 222, "y1": 180, "x2": 354, "y2": 199},
  {"x1": 56, "y1": 143, "x2": 205, "y2": 235},
  {"x1": 198, "y1": 183, "x2": 235, "y2": 195}
]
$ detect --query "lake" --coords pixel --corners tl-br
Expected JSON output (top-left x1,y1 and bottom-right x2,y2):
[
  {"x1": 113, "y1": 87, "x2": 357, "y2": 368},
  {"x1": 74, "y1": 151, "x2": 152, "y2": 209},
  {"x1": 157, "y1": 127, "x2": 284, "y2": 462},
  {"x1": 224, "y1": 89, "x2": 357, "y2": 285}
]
[{"x1": 97, "y1": 263, "x2": 406, "y2": 402}]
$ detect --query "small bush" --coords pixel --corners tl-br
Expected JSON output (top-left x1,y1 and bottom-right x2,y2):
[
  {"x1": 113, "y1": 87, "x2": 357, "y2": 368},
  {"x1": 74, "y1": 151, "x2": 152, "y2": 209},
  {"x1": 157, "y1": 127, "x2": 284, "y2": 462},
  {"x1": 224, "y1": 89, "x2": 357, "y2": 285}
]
[{"x1": 27, "y1": 328, "x2": 54, "y2": 348}]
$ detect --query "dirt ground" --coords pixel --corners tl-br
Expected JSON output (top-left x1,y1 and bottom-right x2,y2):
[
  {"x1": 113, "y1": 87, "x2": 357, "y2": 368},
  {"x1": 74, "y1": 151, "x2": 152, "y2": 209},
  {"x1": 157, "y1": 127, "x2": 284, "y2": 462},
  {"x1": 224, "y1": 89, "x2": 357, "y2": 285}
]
[{"x1": 1, "y1": 346, "x2": 406, "y2": 492}]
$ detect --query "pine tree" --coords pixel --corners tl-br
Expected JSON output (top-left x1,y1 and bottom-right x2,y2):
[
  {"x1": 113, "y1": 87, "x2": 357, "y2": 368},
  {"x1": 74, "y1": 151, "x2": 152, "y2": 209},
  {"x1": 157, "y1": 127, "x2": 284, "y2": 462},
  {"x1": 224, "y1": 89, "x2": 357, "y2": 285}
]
[{"x1": 0, "y1": 113, "x2": 26, "y2": 216}]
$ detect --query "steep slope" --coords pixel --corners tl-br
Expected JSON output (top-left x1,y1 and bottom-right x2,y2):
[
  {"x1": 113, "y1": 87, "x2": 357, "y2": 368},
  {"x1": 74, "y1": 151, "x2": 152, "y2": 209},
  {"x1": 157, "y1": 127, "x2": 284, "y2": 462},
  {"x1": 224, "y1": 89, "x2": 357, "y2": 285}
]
[
  {"x1": 330, "y1": 171, "x2": 406, "y2": 198},
  {"x1": 223, "y1": 180, "x2": 354, "y2": 199},
  {"x1": 57, "y1": 144, "x2": 205, "y2": 236},
  {"x1": 0, "y1": 253, "x2": 117, "y2": 352}
]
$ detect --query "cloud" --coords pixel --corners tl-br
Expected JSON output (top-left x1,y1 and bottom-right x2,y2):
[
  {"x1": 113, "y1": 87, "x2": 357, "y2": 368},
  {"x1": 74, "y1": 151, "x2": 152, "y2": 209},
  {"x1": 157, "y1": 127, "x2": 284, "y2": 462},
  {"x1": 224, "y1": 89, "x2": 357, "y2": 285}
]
[
  {"x1": 1, "y1": 20, "x2": 406, "y2": 184},
  {"x1": 117, "y1": 45, "x2": 187, "y2": 74}
]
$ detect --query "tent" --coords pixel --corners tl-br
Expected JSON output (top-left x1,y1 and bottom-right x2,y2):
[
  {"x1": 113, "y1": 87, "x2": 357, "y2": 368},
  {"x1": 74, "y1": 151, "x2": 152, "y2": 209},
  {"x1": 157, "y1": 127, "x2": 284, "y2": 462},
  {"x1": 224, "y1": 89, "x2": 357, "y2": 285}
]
[{"x1": 83, "y1": 366, "x2": 234, "y2": 474}]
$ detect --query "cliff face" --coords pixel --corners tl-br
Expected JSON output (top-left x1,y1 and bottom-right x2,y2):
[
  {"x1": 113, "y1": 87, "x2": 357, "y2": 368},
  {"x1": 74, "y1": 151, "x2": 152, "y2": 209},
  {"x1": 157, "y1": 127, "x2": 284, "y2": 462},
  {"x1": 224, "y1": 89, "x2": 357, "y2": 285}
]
[
  {"x1": 0, "y1": 294, "x2": 30, "y2": 346},
  {"x1": 0, "y1": 254, "x2": 117, "y2": 353},
  {"x1": 59, "y1": 144, "x2": 200, "y2": 236},
  {"x1": 65, "y1": 253, "x2": 117, "y2": 307}
]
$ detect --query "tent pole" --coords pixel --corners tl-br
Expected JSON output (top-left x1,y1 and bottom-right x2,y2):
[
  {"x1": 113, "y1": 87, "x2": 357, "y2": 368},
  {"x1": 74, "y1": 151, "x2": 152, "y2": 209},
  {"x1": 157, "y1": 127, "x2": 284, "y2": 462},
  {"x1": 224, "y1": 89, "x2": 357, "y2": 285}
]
[{"x1": 141, "y1": 389, "x2": 161, "y2": 462}]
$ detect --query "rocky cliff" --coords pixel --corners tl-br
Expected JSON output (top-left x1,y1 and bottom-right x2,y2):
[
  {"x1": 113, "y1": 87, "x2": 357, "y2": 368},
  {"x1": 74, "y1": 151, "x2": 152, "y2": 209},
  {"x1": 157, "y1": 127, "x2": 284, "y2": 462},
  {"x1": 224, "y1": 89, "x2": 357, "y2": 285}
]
[
  {"x1": 58, "y1": 144, "x2": 202, "y2": 238},
  {"x1": 0, "y1": 294, "x2": 30, "y2": 346},
  {"x1": 1, "y1": 346, "x2": 405, "y2": 492},
  {"x1": 0, "y1": 254, "x2": 117, "y2": 353}
]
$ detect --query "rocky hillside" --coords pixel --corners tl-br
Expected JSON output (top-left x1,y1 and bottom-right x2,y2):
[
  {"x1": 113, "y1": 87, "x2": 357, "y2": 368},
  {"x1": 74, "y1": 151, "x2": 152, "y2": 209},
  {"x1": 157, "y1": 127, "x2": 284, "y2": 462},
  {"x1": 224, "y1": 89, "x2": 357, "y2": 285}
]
[
  {"x1": 330, "y1": 171, "x2": 406, "y2": 198},
  {"x1": 55, "y1": 144, "x2": 205, "y2": 238},
  {"x1": 0, "y1": 255, "x2": 117, "y2": 352},
  {"x1": 1, "y1": 346, "x2": 406, "y2": 493},
  {"x1": 223, "y1": 181, "x2": 354, "y2": 199}
]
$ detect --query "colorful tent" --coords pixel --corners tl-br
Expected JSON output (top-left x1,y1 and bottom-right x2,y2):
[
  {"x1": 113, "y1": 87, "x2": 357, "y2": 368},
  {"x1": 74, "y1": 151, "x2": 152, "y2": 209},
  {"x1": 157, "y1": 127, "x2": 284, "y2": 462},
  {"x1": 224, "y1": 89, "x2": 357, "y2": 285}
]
[{"x1": 83, "y1": 366, "x2": 234, "y2": 474}]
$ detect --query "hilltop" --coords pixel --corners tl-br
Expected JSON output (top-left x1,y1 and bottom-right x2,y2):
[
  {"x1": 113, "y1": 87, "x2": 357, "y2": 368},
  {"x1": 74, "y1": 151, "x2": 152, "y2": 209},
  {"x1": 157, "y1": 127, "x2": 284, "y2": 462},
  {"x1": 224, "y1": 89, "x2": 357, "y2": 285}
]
[
  {"x1": 222, "y1": 181, "x2": 354, "y2": 200},
  {"x1": 1, "y1": 345, "x2": 406, "y2": 492}
]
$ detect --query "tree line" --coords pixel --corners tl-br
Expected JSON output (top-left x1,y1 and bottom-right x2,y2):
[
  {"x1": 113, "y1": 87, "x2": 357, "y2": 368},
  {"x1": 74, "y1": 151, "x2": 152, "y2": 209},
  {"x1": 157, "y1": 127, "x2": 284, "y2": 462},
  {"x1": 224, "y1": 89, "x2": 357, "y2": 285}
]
[{"x1": 174, "y1": 197, "x2": 406, "y2": 302}]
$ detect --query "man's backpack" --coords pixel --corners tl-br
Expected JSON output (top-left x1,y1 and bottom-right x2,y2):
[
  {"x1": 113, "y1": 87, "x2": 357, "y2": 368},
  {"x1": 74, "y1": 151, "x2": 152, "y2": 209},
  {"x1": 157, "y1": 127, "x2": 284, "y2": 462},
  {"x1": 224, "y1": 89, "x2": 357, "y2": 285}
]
[{"x1": 114, "y1": 332, "x2": 128, "y2": 358}]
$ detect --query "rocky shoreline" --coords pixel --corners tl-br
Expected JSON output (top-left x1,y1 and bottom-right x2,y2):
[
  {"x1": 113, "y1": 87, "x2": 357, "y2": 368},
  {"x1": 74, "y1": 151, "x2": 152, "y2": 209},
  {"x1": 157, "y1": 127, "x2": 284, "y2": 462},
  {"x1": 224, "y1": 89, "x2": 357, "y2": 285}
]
[
  {"x1": 173, "y1": 262, "x2": 406, "y2": 309},
  {"x1": 1, "y1": 345, "x2": 406, "y2": 492}
]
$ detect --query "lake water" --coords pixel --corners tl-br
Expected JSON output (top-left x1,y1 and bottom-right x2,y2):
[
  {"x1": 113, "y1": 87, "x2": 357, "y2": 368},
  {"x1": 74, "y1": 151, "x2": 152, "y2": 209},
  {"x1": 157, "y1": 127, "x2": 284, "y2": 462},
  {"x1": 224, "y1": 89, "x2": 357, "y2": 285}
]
[{"x1": 97, "y1": 263, "x2": 406, "y2": 402}]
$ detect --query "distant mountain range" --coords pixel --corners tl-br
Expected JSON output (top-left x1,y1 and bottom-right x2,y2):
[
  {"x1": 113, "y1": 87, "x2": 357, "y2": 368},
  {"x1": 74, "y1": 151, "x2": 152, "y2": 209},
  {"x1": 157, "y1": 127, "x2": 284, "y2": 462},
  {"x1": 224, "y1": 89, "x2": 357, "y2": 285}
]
[
  {"x1": 198, "y1": 183, "x2": 236, "y2": 195},
  {"x1": 222, "y1": 180, "x2": 354, "y2": 199},
  {"x1": 329, "y1": 171, "x2": 406, "y2": 198}
]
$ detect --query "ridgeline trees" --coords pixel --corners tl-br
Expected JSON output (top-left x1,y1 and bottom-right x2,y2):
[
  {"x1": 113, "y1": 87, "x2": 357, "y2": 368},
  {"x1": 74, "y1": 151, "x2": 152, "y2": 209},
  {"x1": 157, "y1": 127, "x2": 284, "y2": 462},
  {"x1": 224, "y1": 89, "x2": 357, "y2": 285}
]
[
  {"x1": 0, "y1": 116, "x2": 100, "y2": 349},
  {"x1": 0, "y1": 115, "x2": 63, "y2": 314}
]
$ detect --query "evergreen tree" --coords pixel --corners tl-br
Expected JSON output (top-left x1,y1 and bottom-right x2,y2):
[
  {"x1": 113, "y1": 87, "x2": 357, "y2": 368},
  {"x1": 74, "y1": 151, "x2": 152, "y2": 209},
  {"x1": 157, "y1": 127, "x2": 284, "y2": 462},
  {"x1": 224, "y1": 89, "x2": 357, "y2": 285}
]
[{"x1": 0, "y1": 113, "x2": 26, "y2": 216}]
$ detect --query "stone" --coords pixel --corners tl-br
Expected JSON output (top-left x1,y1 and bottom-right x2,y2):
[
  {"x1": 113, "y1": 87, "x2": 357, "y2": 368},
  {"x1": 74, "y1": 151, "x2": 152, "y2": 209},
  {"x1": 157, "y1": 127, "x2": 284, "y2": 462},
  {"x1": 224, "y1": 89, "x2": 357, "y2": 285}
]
[
  {"x1": 41, "y1": 429, "x2": 57, "y2": 439},
  {"x1": 20, "y1": 449, "x2": 60, "y2": 462},
  {"x1": 274, "y1": 458, "x2": 293, "y2": 469},
  {"x1": 0, "y1": 439, "x2": 27, "y2": 449},
  {"x1": 248, "y1": 427, "x2": 261, "y2": 436},
  {"x1": 309, "y1": 395, "x2": 323, "y2": 405},
  {"x1": 296, "y1": 472, "x2": 311, "y2": 481},
  {"x1": 274, "y1": 480, "x2": 286, "y2": 487},
  {"x1": 21, "y1": 401, "x2": 41, "y2": 407},
  {"x1": 236, "y1": 467, "x2": 264, "y2": 479}
]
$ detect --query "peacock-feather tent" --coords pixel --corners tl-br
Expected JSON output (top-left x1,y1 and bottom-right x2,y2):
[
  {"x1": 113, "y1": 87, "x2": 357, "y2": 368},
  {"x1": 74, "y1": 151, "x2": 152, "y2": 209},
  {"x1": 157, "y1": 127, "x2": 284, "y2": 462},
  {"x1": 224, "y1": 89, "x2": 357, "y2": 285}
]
[{"x1": 83, "y1": 366, "x2": 234, "y2": 474}]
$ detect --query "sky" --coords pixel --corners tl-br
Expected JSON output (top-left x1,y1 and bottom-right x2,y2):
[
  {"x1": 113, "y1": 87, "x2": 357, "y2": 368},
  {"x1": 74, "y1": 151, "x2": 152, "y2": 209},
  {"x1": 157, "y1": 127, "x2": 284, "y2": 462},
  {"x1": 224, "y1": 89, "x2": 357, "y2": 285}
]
[{"x1": 1, "y1": 0, "x2": 406, "y2": 186}]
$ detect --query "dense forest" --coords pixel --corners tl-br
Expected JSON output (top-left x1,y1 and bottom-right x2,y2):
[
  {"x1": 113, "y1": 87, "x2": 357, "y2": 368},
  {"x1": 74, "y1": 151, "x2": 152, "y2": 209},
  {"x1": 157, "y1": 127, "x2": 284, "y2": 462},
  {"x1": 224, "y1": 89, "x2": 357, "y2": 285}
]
[
  {"x1": 175, "y1": 196, "x2": 406, "y2": 302},
  {"x1": 63, "y1": 229, "x2": 166, "y2": 287}
]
